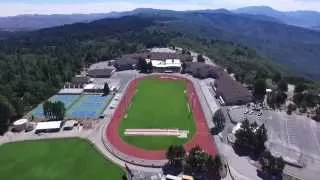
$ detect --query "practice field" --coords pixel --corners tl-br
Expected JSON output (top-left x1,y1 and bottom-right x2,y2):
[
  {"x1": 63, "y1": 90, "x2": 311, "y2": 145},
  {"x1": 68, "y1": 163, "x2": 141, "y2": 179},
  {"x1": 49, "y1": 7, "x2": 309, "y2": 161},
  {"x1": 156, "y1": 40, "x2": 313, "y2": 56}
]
[
  {"x1": 119, "y1": 77, "x2": 196, "y2": 150},
  {"x1": 0, "y1": 139, "x2": 124, "y2": 180}
]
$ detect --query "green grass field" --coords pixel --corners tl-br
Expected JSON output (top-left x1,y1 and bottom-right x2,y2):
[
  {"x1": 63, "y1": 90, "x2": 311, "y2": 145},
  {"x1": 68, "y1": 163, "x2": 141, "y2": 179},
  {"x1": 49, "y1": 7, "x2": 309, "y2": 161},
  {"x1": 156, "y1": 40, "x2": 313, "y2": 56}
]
[
  {"x1": 0, "y1": 139, "x2": 124, "y2": 180},
  {"x1": 119, "y1": 77, "x2": 196, "y2": 150}
]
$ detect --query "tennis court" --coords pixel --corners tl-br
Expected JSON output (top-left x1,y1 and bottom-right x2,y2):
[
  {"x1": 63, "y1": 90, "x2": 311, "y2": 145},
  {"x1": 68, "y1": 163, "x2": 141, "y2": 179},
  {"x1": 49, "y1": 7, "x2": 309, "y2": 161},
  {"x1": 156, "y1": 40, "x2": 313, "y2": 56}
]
[
  {"x1": 30, "y1": 95, "x2": 80, "y2": 117},
  {"x1": 66, "y1": 95, "x2": 112, "y2": 118}
]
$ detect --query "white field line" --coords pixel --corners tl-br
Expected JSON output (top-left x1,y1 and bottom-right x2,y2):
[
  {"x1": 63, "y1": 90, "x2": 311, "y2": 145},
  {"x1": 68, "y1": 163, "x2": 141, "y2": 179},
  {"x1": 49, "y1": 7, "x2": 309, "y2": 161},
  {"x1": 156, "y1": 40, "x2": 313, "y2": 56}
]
[
  {"x1": 124, "y1": 129, "x2": 189, "y2": 137},
  {"x1": 125, "y1": 132, "x2": 182, "y2": 136},
  {"x1": 187, "y1": 103, "x2": 191, "y2": 113},
  {"x1": 126, "y1": 129, "x2": 185, "y2": 132},
  {"x1": 159, "y1": 76, "x2": 178, "y2": 80}
]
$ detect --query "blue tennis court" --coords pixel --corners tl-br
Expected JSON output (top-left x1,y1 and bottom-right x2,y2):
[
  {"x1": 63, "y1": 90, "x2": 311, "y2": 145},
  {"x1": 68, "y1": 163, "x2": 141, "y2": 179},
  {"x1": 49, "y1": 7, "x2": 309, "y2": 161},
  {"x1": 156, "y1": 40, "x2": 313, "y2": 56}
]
[
  {"x1": 30, "y1": 95, "x2": 80, "y2": 117},
  {"x1": 66, "y1": 95, "x2": 112, "y2": 118}
]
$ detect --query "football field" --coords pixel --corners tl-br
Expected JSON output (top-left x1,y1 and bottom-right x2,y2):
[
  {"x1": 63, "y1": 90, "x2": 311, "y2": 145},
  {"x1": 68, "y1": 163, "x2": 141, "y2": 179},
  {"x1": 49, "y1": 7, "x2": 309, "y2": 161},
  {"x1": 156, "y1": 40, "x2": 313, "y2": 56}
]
[
  {"x1": 0, "y1": 139, "x2": 124, "y2": 180},
  {"x1": 119, "y1": 77, "x2": 196, "y2": 150}
]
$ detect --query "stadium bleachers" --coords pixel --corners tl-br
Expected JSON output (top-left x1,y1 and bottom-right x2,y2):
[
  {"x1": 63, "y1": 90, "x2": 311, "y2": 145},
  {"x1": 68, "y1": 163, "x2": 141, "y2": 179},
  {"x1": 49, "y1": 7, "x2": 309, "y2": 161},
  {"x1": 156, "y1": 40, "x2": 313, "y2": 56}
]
[
  {"x1": 66, "y1": 95, "x2": 112, "y2": 118},
  {"x1": 30, "y1": 95, "x2": 80, "y2": 117}
]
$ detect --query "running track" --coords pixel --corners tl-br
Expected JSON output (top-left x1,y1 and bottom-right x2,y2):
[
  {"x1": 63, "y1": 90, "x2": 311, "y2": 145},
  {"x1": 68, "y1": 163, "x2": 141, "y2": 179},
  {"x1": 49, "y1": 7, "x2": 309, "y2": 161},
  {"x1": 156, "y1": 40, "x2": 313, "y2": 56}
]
[{"x1": 105, "y1": 75, "x2": 217, "y2": 160}]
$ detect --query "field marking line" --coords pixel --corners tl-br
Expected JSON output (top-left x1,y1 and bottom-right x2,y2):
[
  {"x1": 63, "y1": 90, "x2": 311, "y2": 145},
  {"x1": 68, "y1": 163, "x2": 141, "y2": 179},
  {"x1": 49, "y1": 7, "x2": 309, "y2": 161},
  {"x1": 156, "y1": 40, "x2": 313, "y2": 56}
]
[
  {"x1": 187, "y1": 103, "x2": 191, "y2": 113},
  {"x1": 285, "y1": 115, "x2": 291, "y2": 146}
]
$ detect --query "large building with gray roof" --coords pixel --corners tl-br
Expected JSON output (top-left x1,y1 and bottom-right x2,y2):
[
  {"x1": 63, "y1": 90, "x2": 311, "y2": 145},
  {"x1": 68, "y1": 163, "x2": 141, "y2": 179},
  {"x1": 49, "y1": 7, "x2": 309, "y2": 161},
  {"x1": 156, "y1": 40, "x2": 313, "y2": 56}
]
[
  {"x1": 184, "y1": 62, "x2": 252, "y2": 105},
  {"x1": 214, "y1": 74, "x2": 252, "y2": 105}
]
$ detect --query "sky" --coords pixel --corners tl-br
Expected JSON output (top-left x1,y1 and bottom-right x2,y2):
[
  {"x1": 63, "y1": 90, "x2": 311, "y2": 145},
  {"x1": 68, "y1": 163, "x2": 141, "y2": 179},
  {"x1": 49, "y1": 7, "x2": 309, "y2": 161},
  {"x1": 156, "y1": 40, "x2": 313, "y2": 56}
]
[{"x1": 0, "y1": 0, "x2": 320, "y2": 16}]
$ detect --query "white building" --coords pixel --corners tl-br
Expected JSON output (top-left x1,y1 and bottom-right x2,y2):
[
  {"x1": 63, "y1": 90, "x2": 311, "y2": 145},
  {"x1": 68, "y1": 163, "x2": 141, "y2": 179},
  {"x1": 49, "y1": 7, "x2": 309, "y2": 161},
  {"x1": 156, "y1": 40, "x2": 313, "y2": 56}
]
[{"x1": 146, "y1": 59, "x2": 182, "y2": 73}]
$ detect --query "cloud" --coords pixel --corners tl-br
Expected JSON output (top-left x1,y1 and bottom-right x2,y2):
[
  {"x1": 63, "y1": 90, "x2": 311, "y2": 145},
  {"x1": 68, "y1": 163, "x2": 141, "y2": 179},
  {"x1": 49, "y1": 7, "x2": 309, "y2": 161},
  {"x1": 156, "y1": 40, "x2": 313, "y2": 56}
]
[{"x1": 0, "y1": 0, "x2": 319, "y2": 16}]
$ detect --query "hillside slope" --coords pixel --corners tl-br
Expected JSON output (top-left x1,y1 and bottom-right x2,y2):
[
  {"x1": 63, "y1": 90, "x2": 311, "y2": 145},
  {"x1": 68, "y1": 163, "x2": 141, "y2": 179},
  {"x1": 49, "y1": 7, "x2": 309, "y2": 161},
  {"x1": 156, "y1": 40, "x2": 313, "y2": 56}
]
[{"x1": 154, "y1": 11, "x2": 320, "y2": 79}]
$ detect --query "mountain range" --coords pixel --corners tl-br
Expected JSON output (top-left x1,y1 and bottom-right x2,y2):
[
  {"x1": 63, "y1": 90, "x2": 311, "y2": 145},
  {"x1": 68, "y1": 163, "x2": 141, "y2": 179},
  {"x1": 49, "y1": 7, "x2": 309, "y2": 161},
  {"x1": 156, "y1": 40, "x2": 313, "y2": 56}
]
[
  {"x1": 234, "y1": 6, "x2": 320, "y2": 30},
  {"x1": 0, "y1": 8, "x2": 168, "y2": 31},
  {"x1": 1, "y1": 7, "x2": 320, "y2": 80},
  {"x1": 1, "y1": 6, "x2": 320, "y2": 31}
]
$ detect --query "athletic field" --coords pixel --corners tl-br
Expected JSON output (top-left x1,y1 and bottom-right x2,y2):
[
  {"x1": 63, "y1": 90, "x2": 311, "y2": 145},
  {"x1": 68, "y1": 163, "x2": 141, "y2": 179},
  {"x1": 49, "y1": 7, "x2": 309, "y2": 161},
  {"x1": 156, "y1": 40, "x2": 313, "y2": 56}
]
[
  {"x1": 0, "y1": 139, "x2": 124, "y2": 180},
  {"x1": 119, "y1": 77, "x2": 196, "y2": 150}
]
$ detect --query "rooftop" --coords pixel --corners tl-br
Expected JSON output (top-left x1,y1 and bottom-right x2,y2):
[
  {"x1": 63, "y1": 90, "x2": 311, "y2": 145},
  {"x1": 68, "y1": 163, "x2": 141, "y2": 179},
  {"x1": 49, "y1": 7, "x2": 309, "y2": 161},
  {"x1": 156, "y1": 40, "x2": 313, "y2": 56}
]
[
  {"x1": 58, "y1": 88, "x2": 84, "y2": 94},
  {"x1": 89, "y1": 61, "x2": 112, "y2": 70},
  {"x1": 215, "y1": 73, "x2": 252, "y2": 105},
  {"x1": 87, "y1": 68, "x2": 115, "y2": 77},
  {"x1": 184, "y1": 62, "x2": 252, "y2": 105},
  {"x1": 70, "y1": 76, "x2": 89, "y2": 85},
  {"x1": 184, "y1": 62, "x2": 224, "y2": 79},
  {"x1": 149, "y1": 47, "x2": 176, "y2": 53},
  {"x1": 122, "y1": 52, "x2": 192, "y2": 62},
  {"x1": 146, "y1": 59, "x2": 181, "y2": 68},
  {"x1": 35, "y1": 121, "x2": 62, "y2": 131}
]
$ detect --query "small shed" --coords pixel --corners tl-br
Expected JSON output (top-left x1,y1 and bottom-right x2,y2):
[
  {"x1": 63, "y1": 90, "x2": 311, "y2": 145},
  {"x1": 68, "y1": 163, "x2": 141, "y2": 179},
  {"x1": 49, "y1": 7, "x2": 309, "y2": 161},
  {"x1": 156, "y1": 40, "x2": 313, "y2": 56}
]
[
  {"x1": 13, "y1": 119, "x2": 28, "y2": 132},
  {"x1": 35, "y1": 121, "x2": 62, "y2": 133},
  {"x1": 63, "y1": 120, "x2": 76, "y2": 130}
]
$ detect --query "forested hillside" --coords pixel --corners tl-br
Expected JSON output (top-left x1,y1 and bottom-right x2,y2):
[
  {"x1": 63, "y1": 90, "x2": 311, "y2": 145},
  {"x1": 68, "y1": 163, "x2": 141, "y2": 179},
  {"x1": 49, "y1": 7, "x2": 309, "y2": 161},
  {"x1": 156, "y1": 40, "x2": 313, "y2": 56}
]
[
  {"x1": 234, "y1": 6, "x2": 320, "y2": 29},
  {"x1": 159, "y1": 12, "x2": 320, "y2": 79},
  {"x1": 0, "y1": 14, "x2": 318, "y2": 134},
  {"x1": 0, "y1": 14, "x2": 108, "y2": 31},
  {"x1": 0, "y1": 16, "x2": 178, "y2": 133}
]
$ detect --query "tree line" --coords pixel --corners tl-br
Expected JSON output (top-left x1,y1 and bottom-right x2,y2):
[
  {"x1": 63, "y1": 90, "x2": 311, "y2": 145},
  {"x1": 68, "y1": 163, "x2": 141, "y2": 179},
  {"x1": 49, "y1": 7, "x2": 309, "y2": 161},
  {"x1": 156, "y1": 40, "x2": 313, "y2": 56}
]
[
  {"x1": 164, "y1": 145, "x2": 223, "y2": 179},
  {"x1": 233, "y1": 119, "x2": 285, "y2": 178},
  {"x1": 43, "y1": 101, "x2": 66, "y2": 121}
]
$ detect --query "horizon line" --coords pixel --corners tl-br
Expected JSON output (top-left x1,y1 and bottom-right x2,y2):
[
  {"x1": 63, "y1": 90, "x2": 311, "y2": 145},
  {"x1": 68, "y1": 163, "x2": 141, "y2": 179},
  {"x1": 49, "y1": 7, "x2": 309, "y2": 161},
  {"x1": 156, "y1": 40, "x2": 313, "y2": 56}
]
[{"x1": 0, "y1": 6, "x2": 320, "y2": 18}]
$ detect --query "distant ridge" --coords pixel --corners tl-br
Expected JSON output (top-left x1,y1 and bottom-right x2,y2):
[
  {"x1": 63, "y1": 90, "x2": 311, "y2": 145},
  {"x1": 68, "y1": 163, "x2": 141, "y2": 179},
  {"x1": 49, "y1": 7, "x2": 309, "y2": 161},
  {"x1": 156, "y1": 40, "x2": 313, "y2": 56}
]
[
  {"x1": 234, "y1": 6, "x2": 320, "y2": 29},
  {"x1": 2, "y1": 8, "x2": 320, "y2": 79}
]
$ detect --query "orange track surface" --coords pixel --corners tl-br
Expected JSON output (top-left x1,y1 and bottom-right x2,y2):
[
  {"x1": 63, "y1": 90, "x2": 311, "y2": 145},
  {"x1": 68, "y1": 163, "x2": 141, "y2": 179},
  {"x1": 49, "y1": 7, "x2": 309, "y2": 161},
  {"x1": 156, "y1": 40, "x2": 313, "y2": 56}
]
[{"x1": 105, "y1": 75, "x2": 217, "y2": 160}]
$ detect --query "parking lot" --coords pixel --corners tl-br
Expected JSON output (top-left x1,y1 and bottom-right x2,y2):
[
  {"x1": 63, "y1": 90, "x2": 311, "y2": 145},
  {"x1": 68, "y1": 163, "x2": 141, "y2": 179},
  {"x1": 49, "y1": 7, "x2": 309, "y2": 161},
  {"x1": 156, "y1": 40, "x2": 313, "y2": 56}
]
[
  {"x1": 265, "y1": 111, "x2": 320, "y2": 165},
  {"x1": 228, "y1": 106, "x2": 320, "y2": 166}
]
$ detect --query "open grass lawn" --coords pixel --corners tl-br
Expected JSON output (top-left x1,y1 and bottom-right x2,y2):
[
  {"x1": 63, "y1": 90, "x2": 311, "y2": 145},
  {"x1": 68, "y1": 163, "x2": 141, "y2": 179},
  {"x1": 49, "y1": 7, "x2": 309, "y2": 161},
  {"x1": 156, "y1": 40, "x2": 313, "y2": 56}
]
[
  {"x1": 0, "y1": 139, "x2": 125, "y2": 180},
  {"x1": 119, "y1": 77, "x2": 196, "y2": 150}
]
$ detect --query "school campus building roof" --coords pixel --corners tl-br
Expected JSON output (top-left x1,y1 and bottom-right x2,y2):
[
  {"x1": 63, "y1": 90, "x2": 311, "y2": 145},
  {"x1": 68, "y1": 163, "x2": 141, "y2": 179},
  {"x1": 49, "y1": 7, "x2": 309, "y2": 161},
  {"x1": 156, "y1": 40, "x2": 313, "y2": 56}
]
[
  {"x1": 122, "y1": 52, "x2": 192, "y2": 62},
  {"x1": 87, "y1": 68, "x2": 115, "y2": 78},
  {"x1": 35, "y1": 121, "x2": 62, "y2": 131},
  {"x1": 184, "y1": 62, "x2": 252, "y2": 105}
]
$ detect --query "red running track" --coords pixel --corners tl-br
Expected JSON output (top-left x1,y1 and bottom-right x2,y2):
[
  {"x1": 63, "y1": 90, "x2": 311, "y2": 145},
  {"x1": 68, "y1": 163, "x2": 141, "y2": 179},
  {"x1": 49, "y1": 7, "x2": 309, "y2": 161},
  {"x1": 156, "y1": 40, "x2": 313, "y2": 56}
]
[{"x1": 105, "y1": 75, "x2": 217, "y2": 160}]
